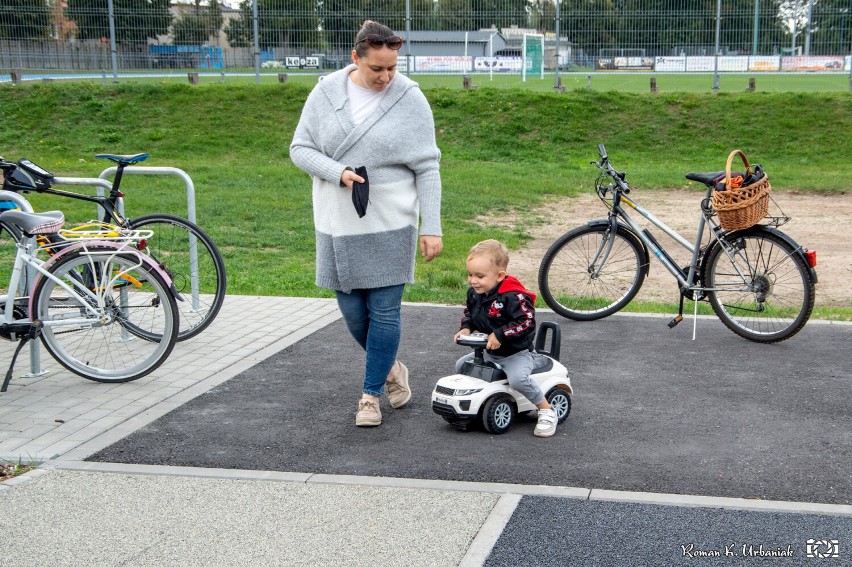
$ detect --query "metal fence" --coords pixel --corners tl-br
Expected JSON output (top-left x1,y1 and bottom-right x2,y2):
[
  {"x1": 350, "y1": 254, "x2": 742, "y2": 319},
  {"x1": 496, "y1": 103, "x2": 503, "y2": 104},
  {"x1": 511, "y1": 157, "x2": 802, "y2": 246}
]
[{"x1": 1, "y1": 0, "x2": 851, "y2": 76}]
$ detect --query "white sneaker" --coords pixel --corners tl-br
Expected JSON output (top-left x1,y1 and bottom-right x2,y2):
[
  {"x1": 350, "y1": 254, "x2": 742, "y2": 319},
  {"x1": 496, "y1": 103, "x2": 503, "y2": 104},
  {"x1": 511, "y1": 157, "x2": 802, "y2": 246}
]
[{"x1": 534, "y1": 408, "x2": 557, "y2": 438}]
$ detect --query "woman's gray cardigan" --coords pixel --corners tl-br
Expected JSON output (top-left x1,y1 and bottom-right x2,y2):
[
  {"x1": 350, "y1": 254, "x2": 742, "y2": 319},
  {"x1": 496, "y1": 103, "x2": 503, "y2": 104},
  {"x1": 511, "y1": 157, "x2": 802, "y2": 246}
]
[{"x1": 289, "y1": 65, "x2": 442, "y2": 293}]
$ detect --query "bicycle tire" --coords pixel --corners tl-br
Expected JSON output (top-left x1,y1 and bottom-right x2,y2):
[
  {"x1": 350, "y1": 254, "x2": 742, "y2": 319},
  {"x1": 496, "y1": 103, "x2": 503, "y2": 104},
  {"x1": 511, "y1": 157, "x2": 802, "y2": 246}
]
[
  {"x1": 538, "y1": 224, "x2": 646, "y2": 321},
  {"x1": 703, "y1": 229, "x2": 814, "y2": 343},
  {"x1": 32, "y1": 250, "x2": 179, "y2": 382},
  {"x1": 128, "y1": 213, "x2": 226, "y2": 341}
]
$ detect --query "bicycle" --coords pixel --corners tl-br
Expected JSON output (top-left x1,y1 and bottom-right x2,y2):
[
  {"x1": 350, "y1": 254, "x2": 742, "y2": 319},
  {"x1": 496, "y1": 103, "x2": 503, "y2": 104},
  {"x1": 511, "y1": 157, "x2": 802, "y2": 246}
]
[
  {"x1": 537, "y1": 144, "x2": 818, "y2": 343},
  {"x1": 0, "y1": 153, "x2": 226, "y2": 341},
  {"x1": 0, "y1": 209, "x2": 179, "y2": 392}
]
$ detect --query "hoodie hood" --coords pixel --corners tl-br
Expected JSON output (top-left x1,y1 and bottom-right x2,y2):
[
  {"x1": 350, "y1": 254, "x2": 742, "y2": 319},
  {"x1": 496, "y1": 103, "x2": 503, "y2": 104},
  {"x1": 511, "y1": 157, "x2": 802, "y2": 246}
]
[{"x1": 497, "y1": 275, "x2": 536, "y2": 306}]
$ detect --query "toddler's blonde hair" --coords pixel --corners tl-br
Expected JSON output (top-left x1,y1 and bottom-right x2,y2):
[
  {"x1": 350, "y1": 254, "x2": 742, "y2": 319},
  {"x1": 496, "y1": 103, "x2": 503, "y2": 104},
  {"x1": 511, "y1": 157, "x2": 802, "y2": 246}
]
[{"x1": 467, "y1": 239, "x2": 509, "y2": 270}]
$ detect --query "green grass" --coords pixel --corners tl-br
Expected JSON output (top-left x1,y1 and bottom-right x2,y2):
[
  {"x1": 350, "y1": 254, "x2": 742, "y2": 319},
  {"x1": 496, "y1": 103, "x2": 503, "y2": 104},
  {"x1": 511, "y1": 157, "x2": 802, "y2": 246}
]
[
  {"x1": 0, "y1": 81, "x2": 849, "y2": 318},
  {"x1": 0, "y1": 457, "x2": 37, "y2": 480},
  {"x1": 23, "y1": 69, "x2": 852, "y2": 93}
]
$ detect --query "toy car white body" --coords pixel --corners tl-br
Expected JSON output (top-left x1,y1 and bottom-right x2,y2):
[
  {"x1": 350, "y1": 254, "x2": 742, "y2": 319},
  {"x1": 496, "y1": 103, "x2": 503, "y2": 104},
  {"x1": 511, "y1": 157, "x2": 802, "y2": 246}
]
[{"x1": 431, "y1": 322, "x2": 573, "y2": 434}]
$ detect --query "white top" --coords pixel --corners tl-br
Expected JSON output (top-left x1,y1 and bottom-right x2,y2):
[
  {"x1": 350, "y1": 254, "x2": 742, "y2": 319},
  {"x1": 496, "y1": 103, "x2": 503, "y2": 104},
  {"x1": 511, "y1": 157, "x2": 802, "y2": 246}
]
[{"x1": 347, "y1": 76, "x2": 388, "y2": 125}]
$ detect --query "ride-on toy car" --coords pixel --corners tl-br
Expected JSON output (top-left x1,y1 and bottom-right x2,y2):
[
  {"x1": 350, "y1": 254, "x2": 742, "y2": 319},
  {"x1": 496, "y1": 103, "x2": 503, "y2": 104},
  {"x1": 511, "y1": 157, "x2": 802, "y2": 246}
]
[{"x1": 431, "y1": 322, "x2": 573, "y2": 433}]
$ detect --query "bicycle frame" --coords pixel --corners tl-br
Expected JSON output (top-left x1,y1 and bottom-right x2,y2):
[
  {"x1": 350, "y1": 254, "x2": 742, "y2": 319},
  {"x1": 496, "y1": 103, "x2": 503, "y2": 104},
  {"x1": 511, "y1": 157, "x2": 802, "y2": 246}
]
[
  {"x1": 610, "y1": 187, "x2": 711, "y2": 293},
  {"x1": 1, "y1": 238, "x2": 148, "y2": 329}
]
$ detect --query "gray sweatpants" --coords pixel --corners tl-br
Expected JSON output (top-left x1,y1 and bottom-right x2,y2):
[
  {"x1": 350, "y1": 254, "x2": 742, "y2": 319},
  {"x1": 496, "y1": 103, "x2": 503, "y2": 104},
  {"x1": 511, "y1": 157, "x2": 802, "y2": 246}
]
[{"x1": 455, "y1": 349, "x2": 545, "y2": 405}]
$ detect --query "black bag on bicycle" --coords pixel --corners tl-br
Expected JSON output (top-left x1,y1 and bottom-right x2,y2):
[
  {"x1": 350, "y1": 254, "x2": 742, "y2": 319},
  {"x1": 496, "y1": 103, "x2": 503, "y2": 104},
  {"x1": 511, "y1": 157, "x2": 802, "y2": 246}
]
[{"x1": 3, "y1": 159, "x2": 54, "y2": 192}]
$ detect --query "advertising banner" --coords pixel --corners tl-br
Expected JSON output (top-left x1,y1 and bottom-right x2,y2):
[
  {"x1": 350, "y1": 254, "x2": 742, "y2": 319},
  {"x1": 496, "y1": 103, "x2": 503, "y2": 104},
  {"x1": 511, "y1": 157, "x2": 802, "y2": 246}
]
[
  {"x1": 781, "y1": 56, "x2": 846, "y2": 71},
  {"x1": 596, "y1": 57, "x2": 653, "y2": 70},
  {"x1": 415, "y1": 56, "x2": 472, "y2": 72},
  {"x1": 655, "y1": 56, "x2": 686, "y2": 72},
  {"x1": 285, "y1": 56, "x2": 320, "y2": 69},
  {"x1": 474, "y1": 56, "x2": 522, "y2": 72},
  {"x1": 686, "y1": 57, "x2": 715, "y2": 72},
  {"x1": 749, "y1": 56, "x2": 780, "y2": 72}
]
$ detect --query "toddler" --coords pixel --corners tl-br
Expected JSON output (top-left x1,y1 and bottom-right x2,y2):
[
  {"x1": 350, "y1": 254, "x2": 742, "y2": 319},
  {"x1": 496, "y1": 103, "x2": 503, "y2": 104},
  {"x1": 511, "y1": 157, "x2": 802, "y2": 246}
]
[{"x1": 453, "y1": 240, "x2": 558, "y2": 437}]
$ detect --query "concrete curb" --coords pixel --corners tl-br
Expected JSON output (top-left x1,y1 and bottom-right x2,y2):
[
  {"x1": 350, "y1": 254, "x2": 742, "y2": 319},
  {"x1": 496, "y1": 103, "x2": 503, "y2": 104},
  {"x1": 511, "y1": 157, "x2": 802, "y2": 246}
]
[{"x1": 39, "y1": 460, "x2": 852, "y2": 518}]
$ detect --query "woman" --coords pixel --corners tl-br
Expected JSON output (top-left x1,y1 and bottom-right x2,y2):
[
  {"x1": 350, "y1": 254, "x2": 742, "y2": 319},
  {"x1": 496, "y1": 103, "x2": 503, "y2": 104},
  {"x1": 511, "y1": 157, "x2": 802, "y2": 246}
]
[{"x1": 289, "y1": 20, "x2": 443, "y2": 427}]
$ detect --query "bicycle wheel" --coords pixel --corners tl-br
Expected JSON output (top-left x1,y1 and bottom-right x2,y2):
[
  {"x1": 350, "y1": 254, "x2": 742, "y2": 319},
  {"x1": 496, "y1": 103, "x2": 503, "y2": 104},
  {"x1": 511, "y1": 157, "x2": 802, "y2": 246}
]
[
  {"x1": 129, "y1": 214, "x2": 226, "y2": 341},
  {"x1": 32, "y1": 250, "x2": 179, "y2": 382},
  {"x1": 703, "y1": 230, "x2": 814, "y2": 343},
  {"x1": 538, "y1": 224, "x2": 646, "y2": 321}
]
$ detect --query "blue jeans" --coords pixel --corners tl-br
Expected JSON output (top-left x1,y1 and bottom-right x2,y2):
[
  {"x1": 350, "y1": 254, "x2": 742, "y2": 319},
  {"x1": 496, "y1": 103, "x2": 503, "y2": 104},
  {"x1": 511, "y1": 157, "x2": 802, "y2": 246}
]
[{"x1": 335, "y1": 285, "x2": 404, "y2": 397}]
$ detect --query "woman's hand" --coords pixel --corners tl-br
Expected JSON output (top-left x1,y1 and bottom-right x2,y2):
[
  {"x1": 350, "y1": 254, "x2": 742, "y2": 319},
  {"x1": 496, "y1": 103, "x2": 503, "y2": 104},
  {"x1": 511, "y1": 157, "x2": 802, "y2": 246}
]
[
  {"x1": 419, "y1": 235, "x2": 443, "y2": 262},
  {"x1": 340, "y1": 168, "x2": 364, "y2": 189}
]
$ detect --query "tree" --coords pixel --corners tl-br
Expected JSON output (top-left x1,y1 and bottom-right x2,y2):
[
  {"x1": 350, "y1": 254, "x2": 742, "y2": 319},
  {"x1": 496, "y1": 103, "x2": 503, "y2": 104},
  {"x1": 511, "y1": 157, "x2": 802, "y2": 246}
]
[
  {"x1": 225, "y1": 0, "x2": 321, "y2": 51},
  {"x1": 0, "y1": 0, "x2": 51, "y2": 40},
  {"x1": 172, "y1": 0, "x2": 224, "y2": 45},
  {"x1": 320, "y1": 0, "x2": 407, "y2": 53},
  {"x1": 66, "y1": 0, "x2": 172, "y2": 43}
]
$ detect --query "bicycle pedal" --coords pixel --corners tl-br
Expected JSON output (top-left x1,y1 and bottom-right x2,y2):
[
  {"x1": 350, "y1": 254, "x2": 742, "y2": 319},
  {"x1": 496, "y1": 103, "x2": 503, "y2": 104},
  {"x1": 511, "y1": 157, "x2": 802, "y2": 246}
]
[{"x1": 668, "y1": 315, "x2": 683, "y2": 329}]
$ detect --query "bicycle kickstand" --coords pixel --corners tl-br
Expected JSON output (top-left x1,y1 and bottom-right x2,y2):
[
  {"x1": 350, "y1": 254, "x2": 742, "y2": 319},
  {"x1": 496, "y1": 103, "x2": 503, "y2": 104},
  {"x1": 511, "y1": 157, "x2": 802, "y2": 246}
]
[
  {"x1": 1, "y1": 321, "x2": 43, "y2": 393},
  {"x1": 691, "y1": 290, "x2": 700, "y2": 341},
  {"x1": 668, "y1": 294, "x2": 685, "y2": 329}
]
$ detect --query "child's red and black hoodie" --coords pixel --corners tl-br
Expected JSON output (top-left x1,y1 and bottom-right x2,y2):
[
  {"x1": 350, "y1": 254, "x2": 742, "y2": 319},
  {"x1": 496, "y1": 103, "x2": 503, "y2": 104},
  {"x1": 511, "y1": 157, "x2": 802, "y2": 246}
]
[{"x1": 459, "y1": 275, "x2": 537, "y2": 357}]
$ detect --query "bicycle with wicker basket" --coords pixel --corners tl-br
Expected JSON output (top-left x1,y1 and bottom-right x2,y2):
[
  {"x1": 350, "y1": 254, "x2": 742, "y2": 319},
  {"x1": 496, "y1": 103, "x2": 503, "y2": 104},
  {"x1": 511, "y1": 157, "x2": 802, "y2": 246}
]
[{"x1": 538, "y1": 145, "x2": 818, "y2": 343}]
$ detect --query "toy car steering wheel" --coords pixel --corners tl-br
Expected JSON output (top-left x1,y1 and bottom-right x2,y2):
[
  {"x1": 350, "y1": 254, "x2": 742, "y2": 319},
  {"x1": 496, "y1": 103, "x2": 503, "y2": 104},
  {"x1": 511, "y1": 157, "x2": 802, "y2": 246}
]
[{"x1": 456, "y1": 332, "x2": 488, "y2": 348}]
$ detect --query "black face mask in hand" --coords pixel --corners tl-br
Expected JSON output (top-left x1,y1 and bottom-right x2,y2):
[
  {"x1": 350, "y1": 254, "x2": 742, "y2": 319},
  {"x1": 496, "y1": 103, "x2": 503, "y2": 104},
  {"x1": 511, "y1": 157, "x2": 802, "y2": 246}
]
[{"x1": 352, "y1": 165, "x2": 369, "y2": 218}]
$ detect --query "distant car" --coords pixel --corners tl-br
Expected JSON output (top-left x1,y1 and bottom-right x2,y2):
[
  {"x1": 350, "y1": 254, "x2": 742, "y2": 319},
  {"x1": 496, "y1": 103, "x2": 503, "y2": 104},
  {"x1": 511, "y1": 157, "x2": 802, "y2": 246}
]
[
  {"x1": 824, "y1": 60, "x2": 842, "y2": 69},
  {"x1": 431, "y1": 322, "x2": 573, "y2": 434}
]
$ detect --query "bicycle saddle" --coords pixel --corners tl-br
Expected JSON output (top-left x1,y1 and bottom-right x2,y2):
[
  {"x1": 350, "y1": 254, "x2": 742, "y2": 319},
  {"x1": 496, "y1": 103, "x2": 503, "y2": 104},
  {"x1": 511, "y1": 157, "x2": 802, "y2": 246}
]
[
  {"x1": 0, "y1": 210, "x2": 64, "y2": 235},
  {"x1": 685, "y1": 171, "x2": 725, "y2": 186},
  {"x1": 94, "y1": 153, "x2": 150, "y2": 166}
]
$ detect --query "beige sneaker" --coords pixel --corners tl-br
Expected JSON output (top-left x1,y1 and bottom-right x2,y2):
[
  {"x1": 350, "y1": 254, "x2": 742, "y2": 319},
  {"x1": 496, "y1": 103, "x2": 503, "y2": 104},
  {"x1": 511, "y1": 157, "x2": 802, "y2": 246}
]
[
  {"x1": 385, "y1": 361, "x2": 411, "y2": 409},
  {"x1": 355, "y1": 398, "x2": 382, "y2": 427}
]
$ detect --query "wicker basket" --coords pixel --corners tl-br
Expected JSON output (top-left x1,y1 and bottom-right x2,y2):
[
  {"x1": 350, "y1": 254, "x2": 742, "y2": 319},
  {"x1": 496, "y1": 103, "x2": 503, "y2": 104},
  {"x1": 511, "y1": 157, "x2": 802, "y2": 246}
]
[{"x1": 712, "y1": 149, "x2": 771, "y2": 231}]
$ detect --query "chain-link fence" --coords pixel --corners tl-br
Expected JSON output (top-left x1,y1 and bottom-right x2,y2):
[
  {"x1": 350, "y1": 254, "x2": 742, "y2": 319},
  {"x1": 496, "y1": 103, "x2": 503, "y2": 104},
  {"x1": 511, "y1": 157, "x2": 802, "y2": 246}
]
[{"x1": 1, "y1": 0, "x2": 851, "y2": 78}]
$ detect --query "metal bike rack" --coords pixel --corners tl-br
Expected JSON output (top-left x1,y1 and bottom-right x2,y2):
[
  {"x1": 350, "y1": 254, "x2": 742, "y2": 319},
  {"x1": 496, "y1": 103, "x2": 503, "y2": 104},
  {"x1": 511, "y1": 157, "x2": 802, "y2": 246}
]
[
  {"x1": 96, "y1": 166, "x2": 201, "y2": 313},
  {"x1": 95, "y1": 166, "x2": 197, "y2": 224}
]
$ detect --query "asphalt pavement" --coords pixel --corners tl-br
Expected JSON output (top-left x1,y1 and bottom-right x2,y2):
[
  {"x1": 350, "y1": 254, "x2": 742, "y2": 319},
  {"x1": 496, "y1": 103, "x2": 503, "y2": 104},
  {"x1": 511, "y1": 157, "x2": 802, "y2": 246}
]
[{"x1": 0, "y1": 296, "x2": 850, "y2": 566}]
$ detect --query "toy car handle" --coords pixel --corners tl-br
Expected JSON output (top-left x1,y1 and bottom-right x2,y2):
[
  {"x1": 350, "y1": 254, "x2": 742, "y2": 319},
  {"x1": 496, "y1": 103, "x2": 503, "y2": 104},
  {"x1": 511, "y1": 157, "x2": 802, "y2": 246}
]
[{"x1": 456, "y1": 332, "x2": 488, "y2": 348}]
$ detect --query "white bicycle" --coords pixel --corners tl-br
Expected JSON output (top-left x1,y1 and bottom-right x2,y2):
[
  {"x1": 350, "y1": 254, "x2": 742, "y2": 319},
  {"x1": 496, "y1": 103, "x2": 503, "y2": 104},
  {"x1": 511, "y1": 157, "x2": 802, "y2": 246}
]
[{"x1": 0, "y1": 209, "x2": 179, "y2": 391}]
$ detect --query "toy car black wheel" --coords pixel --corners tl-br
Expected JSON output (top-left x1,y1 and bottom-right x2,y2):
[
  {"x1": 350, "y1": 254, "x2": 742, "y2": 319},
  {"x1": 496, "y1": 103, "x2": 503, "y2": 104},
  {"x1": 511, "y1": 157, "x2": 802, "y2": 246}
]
[
  {"x1": 546, "y1": 386, "x2": 572, "y2": 424},
  {"x1": 482, "y1": 394, "x2": 516, "y2": 434}
]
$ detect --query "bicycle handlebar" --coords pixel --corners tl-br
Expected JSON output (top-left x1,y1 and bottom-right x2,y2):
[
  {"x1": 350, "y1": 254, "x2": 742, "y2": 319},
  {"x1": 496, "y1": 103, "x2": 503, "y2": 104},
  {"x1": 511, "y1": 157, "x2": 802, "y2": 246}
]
[{"x1": 594, "y1": 143, "x2": 630, "y2": 195}]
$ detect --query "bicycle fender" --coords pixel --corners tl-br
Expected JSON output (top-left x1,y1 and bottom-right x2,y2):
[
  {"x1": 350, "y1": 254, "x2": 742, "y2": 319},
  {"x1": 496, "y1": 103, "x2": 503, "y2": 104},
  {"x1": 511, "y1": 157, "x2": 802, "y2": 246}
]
[
  {"x1": 28, "y1": 240, "x2": 180, "y2": 316},
  {"x1": 584, "y1": 218, "x2": 651, "y2": 278},
  {"x1": 708, "y1": 225, "x2": 818, "y2": 285}
]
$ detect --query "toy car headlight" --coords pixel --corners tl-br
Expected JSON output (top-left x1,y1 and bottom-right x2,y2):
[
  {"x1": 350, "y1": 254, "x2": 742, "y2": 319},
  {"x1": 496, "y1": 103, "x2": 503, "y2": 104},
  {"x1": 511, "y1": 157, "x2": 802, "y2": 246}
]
[{"x1": 453, "y1": 388, "x2": 483, "y2": 396}]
